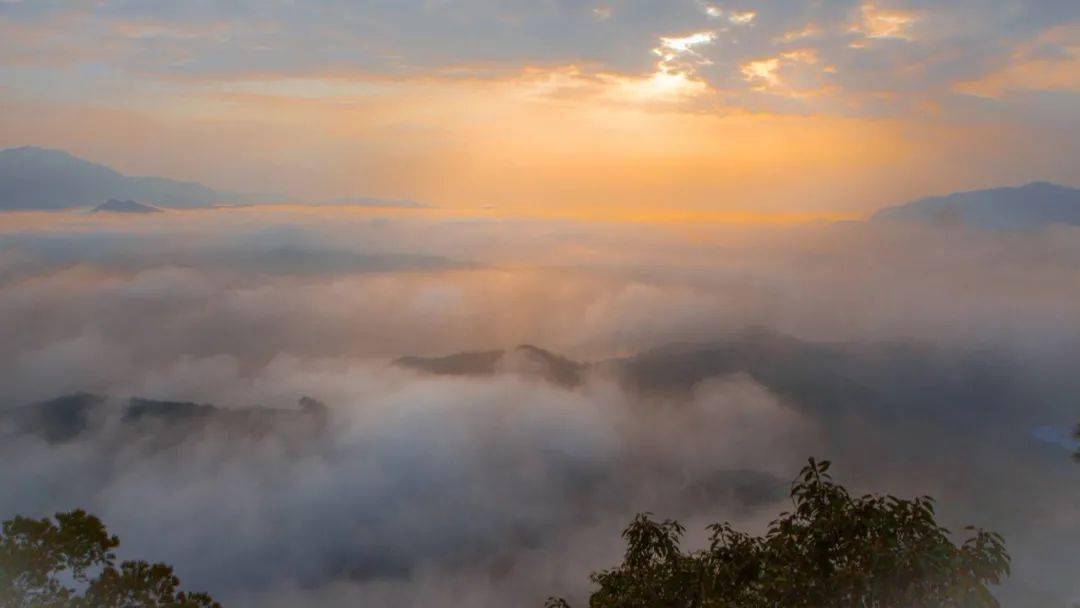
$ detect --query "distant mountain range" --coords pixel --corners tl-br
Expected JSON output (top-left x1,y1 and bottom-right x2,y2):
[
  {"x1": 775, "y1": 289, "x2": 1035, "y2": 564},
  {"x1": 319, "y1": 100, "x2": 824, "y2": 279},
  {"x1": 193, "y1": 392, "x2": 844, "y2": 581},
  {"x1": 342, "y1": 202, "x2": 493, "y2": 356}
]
[
  {"x1": 1, "y1": 393, "x2": 328, "y2": 445},
  {"x1": 5, "y1": 328, "x2": 1070, "y2": 484},
  {"x1": 394, "y1": 328, "x2": 1048, "y2": 429},
  {"x1": 8, "y1": 329, "x2": 1043, "y2": 447},
  {"x1": 396, "y1": 344, "x2": 586, "y2": 388},
  {"x1": 871, "y1": 182, "x2": 1080, "y2": 229},
  {"x1": 92, "y1": 198, "x2": 162, "y2": 214},
  {"x1": 0, "y1": 146, "x2": 430, "y2": 211},
  {"x1": 5, "y1": 146, "x2": 1073, "y2": 223},
  {"x1": 0, "y1": 146, "x2": 274, "y2": 210}
]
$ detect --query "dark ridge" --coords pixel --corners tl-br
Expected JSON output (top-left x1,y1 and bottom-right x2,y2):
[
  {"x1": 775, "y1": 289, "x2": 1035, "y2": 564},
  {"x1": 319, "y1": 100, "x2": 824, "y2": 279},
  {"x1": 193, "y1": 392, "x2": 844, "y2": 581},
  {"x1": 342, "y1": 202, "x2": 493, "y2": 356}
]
[
  {"x1": 871, "y1": 181, "x2": 1080, "y2": 229},
  {"x1": 394, "y1": 350, "x2": 505, "y2": 376},
  {"x1": 123, "y1": 398, "x2": 218, "y2": 423},
  {"x1": 2, "y1": 394, "x2": 330, "y2": 444},
  {"x1": 510, "y1": 344, "x2": 586, "y2": 388},
  {"x1": 606, "y1": 327, "x2": 898, "y2": 421},
  {"x1": 92, "y1": 198, "x2": 162, "y2": 213},
  {"x1": 3, "y1": 393, "x2": 106, "y2": 443},
  {"x1": 0, "y1": 146, "x2": 275, "y2": 210}
]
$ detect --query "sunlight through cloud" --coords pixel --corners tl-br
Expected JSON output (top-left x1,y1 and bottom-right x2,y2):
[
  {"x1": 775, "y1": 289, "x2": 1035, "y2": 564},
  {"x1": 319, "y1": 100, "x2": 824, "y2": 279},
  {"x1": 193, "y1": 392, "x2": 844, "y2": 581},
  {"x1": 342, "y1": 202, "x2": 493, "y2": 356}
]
[{"x1": 850, "y1": 4, "x2": 918, "y2": 41}]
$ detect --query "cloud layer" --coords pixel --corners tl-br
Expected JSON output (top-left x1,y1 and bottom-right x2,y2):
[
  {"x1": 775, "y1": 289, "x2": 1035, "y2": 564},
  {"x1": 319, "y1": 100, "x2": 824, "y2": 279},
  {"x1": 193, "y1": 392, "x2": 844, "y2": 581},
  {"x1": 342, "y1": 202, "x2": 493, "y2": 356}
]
[{"x1": 2, "y1": 209, "x2": 1080, "y2": 606}]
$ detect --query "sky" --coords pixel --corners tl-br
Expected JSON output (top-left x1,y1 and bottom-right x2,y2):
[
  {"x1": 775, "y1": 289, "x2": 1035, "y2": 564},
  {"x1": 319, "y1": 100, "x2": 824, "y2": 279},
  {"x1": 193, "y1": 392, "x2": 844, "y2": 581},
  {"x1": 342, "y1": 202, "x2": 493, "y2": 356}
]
[
  {"x1": 4, "y1": 5, "x2": 1080, "y2": 606},
  {"x1": 1, "y1": 0, "x2": 1079, "y2": 218}
]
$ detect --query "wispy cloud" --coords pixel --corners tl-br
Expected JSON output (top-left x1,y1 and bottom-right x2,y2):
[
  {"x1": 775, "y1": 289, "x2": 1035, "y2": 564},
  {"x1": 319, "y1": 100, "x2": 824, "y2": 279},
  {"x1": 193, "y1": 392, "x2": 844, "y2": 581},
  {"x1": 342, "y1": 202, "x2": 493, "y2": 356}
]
[{"x1": 849, "y1": 3, "x2": 919, "y2": 41}]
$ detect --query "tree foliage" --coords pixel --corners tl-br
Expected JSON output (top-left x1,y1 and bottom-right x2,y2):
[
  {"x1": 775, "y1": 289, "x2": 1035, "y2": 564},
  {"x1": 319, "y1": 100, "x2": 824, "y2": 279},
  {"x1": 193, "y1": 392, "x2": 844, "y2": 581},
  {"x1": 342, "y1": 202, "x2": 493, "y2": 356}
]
[
  {"x1": 549, "y1": 459, "x2": 1010, "y2": 608},
  {"x1": 0, "y1": 509, "x2": 219, "y2": 608}
]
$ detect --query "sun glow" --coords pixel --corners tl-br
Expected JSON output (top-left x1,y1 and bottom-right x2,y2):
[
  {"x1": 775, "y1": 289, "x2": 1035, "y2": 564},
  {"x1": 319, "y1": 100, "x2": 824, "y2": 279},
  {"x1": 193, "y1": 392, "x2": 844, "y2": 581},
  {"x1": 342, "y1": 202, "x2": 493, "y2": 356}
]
[
  {"x1": 657, "y1": 31, "x2": 718, "y2": 56},
  {"x1": 613, "y1": 30, "x2": 720, "y2": 102}
]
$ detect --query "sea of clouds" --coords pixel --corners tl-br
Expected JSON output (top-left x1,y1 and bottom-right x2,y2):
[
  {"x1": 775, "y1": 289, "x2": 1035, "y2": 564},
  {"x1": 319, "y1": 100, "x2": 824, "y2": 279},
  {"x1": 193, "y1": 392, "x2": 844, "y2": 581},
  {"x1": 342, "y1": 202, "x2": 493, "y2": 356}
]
[{"x1": 1, "y1": 207, "x2": 1079, "y2": 606}]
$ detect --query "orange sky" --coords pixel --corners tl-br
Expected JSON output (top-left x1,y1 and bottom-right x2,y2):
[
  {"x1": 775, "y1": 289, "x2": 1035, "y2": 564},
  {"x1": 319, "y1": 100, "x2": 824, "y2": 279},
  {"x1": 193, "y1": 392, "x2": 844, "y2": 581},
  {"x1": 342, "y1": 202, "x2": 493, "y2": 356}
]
[{"x1": 1, "y1": 2, "x2": 1078, "y2": 219}]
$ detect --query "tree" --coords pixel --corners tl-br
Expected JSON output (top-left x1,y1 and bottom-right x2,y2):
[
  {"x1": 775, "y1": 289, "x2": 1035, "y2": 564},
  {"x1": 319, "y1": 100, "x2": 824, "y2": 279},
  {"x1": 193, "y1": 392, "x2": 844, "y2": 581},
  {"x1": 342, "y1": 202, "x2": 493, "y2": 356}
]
[
  {"x1": 0, "y1": 509, "x2": 219, "y2": 608},
  {"x1": 548, "y1": 459, "x2": 1010, "y2": 608}
]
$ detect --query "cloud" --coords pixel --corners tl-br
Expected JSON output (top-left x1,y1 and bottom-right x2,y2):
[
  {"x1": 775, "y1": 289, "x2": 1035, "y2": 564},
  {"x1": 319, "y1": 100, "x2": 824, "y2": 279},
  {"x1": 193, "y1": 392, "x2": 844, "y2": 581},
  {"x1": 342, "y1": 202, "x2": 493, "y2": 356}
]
[
  {"x1": 658, "y1": 31, "x2": 718, "y2": 55},
  {"x1": 700, "y1": 3, "x2": 724, "y2": 19},
  {"x1": 727, "y1": 10, "x2": 756, "y2": 25},
  {"x1": 741, "y1": 57, "x2": 782, "y2": 87},
  {"x1": 2, "y1": 0, "x2": 1077, "y2": 119},
  {"x1": 740, "y1": 49, "x2": 820, "y2": 93},
  {"x1": 0, "y1": 352, "x2": 815, "y2": 604},
  {"x1": 776, "y1": 23, "x2": 823, "y2": 43},
  {"x1": 3, "y1": 209, "x2": 1080, "y2": 605},
  {"x1": 955, "y1": 24, "x2": 1080, "y2": 97},
  {"x1": 849, "y1": 3, "x2": 919, "y2": 41},
  {"x1": 698, "y1": 3, "x2": 755, "y2": 25}
]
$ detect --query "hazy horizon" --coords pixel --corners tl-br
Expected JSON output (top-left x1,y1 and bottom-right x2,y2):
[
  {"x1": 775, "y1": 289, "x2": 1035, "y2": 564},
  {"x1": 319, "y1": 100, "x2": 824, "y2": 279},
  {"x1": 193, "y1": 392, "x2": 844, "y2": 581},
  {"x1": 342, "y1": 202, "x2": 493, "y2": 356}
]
[{"x1": 3, "y1": 1, "x2": 1079, "y2": 218}]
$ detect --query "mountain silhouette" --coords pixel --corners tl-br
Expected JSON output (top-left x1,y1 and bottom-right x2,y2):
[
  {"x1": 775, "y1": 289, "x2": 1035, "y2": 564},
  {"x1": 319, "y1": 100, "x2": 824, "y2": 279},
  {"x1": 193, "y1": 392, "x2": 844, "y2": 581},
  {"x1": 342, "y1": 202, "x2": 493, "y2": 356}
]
[
  {"x1": 872, "y1": 182, "x2": 1080, "y2": 229},
  {"x1": 395, "y1": 345, "x2": 585, "y2": 387},
  {"x1": 1, "y1": 394, "x2": 328, "y2": 445},
  {"x1": 0, "y1": 146, "x2": 278, "y2": 210},
  {"x1": 91, "y1": 198, "x2": 162, "y2": 213},
  {"x1": 394, "y1": 328, "x2": 1034, "y2": 429}
]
